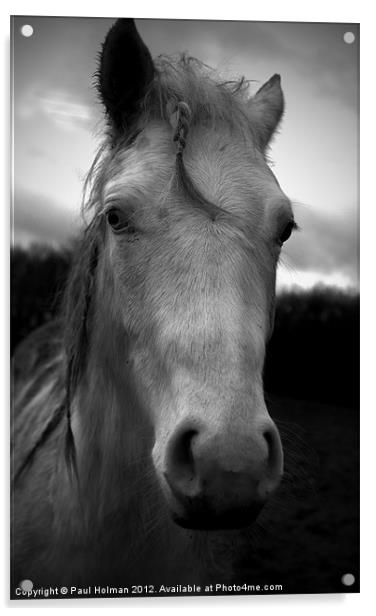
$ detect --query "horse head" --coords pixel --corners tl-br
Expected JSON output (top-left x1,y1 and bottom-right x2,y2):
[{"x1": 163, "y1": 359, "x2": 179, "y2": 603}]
[{"x1": 67, "y1": 19, "x2": 296, "y2": 531}]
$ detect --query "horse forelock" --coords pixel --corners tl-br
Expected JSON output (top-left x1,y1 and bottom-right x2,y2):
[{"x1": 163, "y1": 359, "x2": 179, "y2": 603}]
[{"x1": 150, "y1": 55, "x2": 252, "y2": 132}]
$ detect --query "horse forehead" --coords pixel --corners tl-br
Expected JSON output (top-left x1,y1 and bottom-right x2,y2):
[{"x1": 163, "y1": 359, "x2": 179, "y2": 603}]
[
  {"x1": 185, "y1": 129, "x2": 283, "y2": 213},
  {"x1": 103, "y1": 126, "x2": 175, "y2": 198},
  {"x1": 103, "y1": 123, "x2": 281, "y2": 214}
]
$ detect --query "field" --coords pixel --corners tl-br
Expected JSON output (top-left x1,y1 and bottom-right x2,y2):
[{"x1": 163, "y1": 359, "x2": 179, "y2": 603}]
[{"x1": 236, "y1": 395, "x2": 359, "y2": 594}]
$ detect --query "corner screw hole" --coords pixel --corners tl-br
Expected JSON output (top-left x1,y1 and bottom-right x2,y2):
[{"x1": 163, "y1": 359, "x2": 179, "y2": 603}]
[
  {"x1": 21, "y1": 25, "x2": 34, "y2": 38},
  {"x1": 20, "y1": 579, "x2": 33, "y2": 591},
  {"x1": 343, "y1": 32, "x2": 355, "y2": 44},
  {"x1": 341, "y1": 573, "x2": 355, "y2": 586}
]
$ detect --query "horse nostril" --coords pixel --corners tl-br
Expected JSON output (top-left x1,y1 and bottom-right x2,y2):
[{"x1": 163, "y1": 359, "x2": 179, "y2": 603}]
[
  {"x1": 263, "y1": 427, "x2": 274, "y2": 451},
  {"x1": 261, "y1": 423, "x2": 284, "y2": 489},
  {"x1": 165, "y1": 428, "x2": 200, "y2": 496}
]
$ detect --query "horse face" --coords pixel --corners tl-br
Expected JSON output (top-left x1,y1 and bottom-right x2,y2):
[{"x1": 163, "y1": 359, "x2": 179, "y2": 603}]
[
  {"x1": 100, "y1": 120, "x2": 294, "y2": 528},
  {"x1": 97, "y1": 19, "x2": 295, "y2": 529}
]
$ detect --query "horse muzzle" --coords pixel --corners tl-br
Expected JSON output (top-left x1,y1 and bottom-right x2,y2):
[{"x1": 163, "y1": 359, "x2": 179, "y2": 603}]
[{"x1": 157, "y1": 416, "x2": 283, "y2": 530}]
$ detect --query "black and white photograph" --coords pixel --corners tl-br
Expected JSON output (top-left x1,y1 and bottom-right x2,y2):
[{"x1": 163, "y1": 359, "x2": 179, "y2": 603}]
[{"x1": 10, "y1": 14, "x2": 359, "y2": 600}]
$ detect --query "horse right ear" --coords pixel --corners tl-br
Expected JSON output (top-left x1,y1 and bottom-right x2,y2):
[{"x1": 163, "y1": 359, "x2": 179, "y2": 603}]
[{"x1": 98, "y1": 18, "x2": 155, "y2": 134}]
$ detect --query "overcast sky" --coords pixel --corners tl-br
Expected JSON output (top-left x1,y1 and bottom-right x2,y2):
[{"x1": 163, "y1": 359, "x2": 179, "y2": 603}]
[{"x1": 11, "y1": 16, "x2": 359, "y2": 291}]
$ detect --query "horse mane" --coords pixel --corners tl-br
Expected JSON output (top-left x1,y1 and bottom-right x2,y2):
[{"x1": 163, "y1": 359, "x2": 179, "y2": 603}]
[
  {"x1": 146, "y1": 55, "x2": 252, "y2": 132},
  {"x1": 61, "y1": 54, "x2": 255, "y2": 474}
]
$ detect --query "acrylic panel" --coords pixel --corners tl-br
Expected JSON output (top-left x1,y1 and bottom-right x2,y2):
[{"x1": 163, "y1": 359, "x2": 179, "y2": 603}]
[{"x1": 10, "y1": 16, "x2": 359, "y2": 600}]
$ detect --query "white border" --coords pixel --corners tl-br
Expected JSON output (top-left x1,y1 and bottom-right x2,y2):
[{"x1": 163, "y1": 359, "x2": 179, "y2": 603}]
[
  {"x1": 2, "y1": 1, "x2": 373, "y2": 614},
  {"x1": 1, "y1": 0, "x2": 363, "y2": 22}
]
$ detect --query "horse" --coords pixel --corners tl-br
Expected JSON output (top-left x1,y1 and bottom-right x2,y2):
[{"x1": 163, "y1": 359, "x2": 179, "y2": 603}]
[{"x1": 11, "y1": 18, "x2": 298, "y2": 593}]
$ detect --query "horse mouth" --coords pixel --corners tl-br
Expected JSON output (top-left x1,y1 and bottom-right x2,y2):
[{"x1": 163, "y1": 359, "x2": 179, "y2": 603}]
[
  {"x1": 162, "y1": 462, "x2": 269, "y2": 531},
  {"x1": 169, "y1": 499, "x2": 265, "y2": 531}
]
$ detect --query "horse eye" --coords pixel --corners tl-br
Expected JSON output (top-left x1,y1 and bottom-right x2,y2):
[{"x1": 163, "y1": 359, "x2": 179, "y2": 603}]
[
  {"x1": 278, "y1": 221, "x2": 296, "y2": 244},
  {"x1": 106, "y1": 208, "x2": 136, "y2": 233}
]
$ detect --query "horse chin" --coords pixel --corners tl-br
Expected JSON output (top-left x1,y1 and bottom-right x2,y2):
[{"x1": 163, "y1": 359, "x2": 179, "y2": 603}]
[{"x1": 169, "y1": 501, "x2": 264, "y2": 531}]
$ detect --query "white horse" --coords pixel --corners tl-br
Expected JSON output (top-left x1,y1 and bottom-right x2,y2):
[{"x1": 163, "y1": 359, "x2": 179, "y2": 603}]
[{"x1": 12, "y1": 18, "x2": 297, "y2": 593}]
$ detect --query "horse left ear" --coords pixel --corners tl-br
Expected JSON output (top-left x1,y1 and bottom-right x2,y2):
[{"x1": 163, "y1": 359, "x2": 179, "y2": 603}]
[
  {"x1": 98, "y1": 18, "x2": 155, "y2": 133},
  {"x1": 248, "y1": 74, "x2": 284, "y2": 150}
]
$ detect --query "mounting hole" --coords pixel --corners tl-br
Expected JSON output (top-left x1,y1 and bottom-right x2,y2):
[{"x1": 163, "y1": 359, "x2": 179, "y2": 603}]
[
  {"x1": 20, "y1": 25, "x2": 34, "y2": 38},
  {"x1": 20, "y1": 579, "x2": 33, "y2": 591},
  {"x1": 343, "y1": 31, "x2": 355, "y2": 44},
  {"x1": 341, "y1": 573, "x2": 355, "y2": 586}
]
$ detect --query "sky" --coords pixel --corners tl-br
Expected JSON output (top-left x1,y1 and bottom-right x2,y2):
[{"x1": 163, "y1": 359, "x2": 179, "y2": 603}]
[{"x1": 11, "y1": 16, "x2": 359, "y2": 291}]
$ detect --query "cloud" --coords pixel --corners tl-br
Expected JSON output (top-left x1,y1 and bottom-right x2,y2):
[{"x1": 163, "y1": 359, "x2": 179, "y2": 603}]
[
  {"x1": 26, "y1": 145, "x2": 51, "y2": 161},
  {"x1": 12, "y1": 188, "x2": 81, "y2": 247},
  {"x1": 17, "y1": 87, "x2": 94, "y2": 132},
  {"x1": 280, "y1": 206, "x2": 358, "y2": 287},
  {"x1": 277, "y1": 268, "x2": 355, "y2": 292}
]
